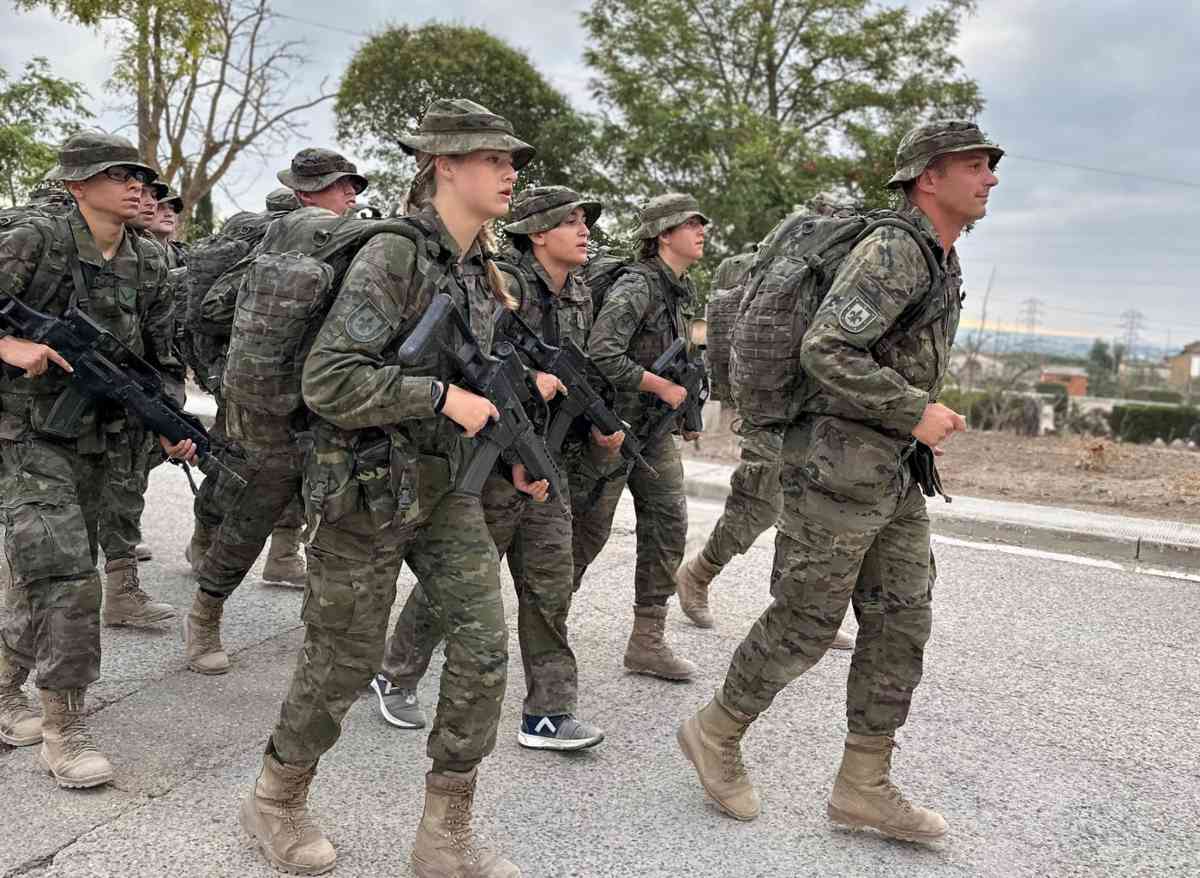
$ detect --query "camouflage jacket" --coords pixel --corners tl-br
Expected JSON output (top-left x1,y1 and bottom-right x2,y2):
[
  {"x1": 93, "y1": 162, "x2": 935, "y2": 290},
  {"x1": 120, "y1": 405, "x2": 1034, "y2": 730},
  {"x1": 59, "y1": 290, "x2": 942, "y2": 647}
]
[
  {"x1": 302, "y1": 205, "x2": 495, "y2": 482},
  {"x1": 588, "y1": 255, "x2": 696, "y2": 425},
  {"x1": 0, "y1": 208, "x2": 179, "y2": 439},
  {"x1": 798, "y1": 205, "x2": 963, "y2": 441},
  {"x1": 498, "y1": 249, "x2": 593, "y2": 350}
]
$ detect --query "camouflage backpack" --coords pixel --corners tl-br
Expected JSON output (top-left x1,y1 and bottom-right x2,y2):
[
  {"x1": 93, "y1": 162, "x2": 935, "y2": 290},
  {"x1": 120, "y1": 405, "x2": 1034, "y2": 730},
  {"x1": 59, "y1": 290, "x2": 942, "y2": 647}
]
[
  {"x1": 0, "y1": 207, "x2": 87, "y2": 310},
  {"x1": 703, "y1": 251, "x2": 756, "y2": 404},
  {"x1": 582, "y1": 253, "x2": 656, "y2": 317},
  {"x1": 220, "y1": 211, "x2": 452, "y2": 417},
  {"x1": 730, "y1": 208, "x2": 941, "y2": 429}
]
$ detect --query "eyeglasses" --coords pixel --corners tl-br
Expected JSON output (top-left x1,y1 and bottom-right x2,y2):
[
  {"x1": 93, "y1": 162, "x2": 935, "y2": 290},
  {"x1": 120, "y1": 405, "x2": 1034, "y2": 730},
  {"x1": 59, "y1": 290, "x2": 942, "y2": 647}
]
[{"x1": 101, "y1": 166, "x2": 155, "y2": 185}]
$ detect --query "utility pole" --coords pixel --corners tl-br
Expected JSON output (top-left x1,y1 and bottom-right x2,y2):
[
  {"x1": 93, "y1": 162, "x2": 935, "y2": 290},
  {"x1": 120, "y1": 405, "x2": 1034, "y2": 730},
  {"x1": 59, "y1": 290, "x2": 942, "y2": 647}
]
[{"x1": 1021, "y1": 297, "x2": 1044, "y2": 358}]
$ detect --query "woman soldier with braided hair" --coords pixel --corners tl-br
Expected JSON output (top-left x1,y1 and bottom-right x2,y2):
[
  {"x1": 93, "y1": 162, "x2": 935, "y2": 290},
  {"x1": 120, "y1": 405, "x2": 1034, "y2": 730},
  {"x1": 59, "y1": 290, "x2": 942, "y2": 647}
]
[{"x1": 241, "y1": 98, "x2": 535, "y2": 878}]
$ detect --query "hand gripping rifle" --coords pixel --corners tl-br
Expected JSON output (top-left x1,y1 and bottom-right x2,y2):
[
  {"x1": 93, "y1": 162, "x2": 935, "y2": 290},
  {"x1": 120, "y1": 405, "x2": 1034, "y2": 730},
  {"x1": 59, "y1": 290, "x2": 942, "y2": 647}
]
[
  {"x1": 493, "y1": 308, "x2": 657, "y2": 478},
  {"x1": 396, "y1": 293, "x2": 566, "y2": 500},
  {"x1": 639, "y1": 337, "x2": 710, "y2": 446},
  {"x1": 0, "y1": 295, "x2": 246, "y2": 492}
]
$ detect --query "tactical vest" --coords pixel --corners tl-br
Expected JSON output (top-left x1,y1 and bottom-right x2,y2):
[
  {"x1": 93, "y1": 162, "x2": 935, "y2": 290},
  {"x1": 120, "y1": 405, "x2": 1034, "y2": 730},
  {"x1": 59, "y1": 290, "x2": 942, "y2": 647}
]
[{"x1": 496, "y1": 255, "x2": 594, "y2": 350}]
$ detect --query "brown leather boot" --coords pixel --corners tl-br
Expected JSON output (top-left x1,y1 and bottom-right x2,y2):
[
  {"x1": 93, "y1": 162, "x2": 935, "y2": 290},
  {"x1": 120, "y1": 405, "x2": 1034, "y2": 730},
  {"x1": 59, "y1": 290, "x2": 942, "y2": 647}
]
[
  {"x1": 102, "y1": 558, "x2": 175, "y2": 627},
  {"x1": 677, "y1": 697, "x2": 760, "y2": 820},
  {"x1": 185, "y1": 521, "x2": 215, "y2": 575},
  {"x1": 240, "y1": 750, "x2": 336, "y2": 875},
  {"x1": 183, "y1": 590, "x2": 230, "y2": 675},
  {"x1": 0, "y1": 650, "x2": 41, "y2": 747},
  {"x1": 623, "y1": 605, "x2": 696, "y2": 681},
  {"x1": 261, "y1": 527, "x2": 306, "y2": 587},
  {"x1": 828, "y1": 733, "x2": 947, "y2": 842},
  {"x1": 412, "y1": 768, "x2": 520, "y2": 878},
  {"x1": 674, "y1": 553, "x2": 721, "y2": 629},
  {"x1": 38, "y1": 688, "x2": 113, "y2": 788}
]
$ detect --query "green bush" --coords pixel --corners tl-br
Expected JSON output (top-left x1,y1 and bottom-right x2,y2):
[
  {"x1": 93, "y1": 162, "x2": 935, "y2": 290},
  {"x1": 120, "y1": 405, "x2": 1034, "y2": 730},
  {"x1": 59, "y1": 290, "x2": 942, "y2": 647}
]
[
  {"x1": 1126, "y1": 388, "x2": 1184, "y2": 404},
  {"x1": 1109, "y1": 404, "x2": 1200, "y2": 443}
]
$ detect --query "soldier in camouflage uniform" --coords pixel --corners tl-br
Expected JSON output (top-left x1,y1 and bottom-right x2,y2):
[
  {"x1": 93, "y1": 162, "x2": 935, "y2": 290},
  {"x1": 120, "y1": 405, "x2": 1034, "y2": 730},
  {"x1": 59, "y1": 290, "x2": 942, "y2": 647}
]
[
  {"x1": 678, "y1": 120, "x2": 1002, "y2": 842},
  {"x1": 241, "y1": 100, "x2": 531, "y2": 878},
  {"x1": 0, "y1": 133, "x2": 194, "y2": 787},
  {"x1": 376, "y1": 185, "x2": 611, "y2": 752},
  {"x1": 574, "y1": 193, "x2": 707, "y2": 682},
  {"x1": 184, "y1": 186, "x2": 307, "y2": 588},
  {"x1": 182, "y1": 148, "x2": 367, "y2": 678},
  {"x1": 675, "y1": 246, "x2": 855, "y2": 647}
]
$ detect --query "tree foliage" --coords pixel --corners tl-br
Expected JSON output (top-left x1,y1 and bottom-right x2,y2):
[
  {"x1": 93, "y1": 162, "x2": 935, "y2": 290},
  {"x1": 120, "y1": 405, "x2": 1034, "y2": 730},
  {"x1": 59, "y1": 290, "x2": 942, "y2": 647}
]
[
  {"x1": 14, "y1": 0, "x2": 334, "y2": 234},
  {"x1": 583, "y1": 0, "x2": 984, "y2": 258},
  {"x1": 0, "y1": 57, "x2": 91, "y2": 206},
  {"x1": 336, "y1": 23, "x2": 599, "y2": 211}
]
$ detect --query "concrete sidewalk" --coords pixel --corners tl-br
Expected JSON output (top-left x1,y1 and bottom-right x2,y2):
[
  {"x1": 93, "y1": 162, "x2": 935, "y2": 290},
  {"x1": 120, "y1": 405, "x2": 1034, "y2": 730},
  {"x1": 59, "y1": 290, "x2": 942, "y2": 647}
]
[{"x1": 683, "y1": 458, "x2": 1200, "y2": 573}]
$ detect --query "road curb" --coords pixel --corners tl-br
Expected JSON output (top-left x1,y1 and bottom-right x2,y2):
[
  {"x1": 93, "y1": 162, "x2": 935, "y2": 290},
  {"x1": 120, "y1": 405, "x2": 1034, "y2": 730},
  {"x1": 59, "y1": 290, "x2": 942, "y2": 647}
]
[{"x1": 682, "y1": 469, "x2": 1200, "y2": 575}]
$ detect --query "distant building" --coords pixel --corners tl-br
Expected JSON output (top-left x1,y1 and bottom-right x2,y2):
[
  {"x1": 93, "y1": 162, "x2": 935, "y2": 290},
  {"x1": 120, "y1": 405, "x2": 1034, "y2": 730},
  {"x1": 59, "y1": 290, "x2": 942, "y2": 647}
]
[
  {"x1": 1167, "y1": 342, "x2": 1200, "y2": 391},
  {"x1": 1040, "y1": 365, "x2": 1088, "y2": 397},
  {"x1": 950, "y1": 351, "x2": 1006, "y2": 387}
]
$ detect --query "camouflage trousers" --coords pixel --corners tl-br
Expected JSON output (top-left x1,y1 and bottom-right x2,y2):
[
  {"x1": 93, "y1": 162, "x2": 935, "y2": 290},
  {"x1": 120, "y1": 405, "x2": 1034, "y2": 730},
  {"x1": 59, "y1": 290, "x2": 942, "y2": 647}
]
[
  {"x1": 720, "y1": 417, "x2": 934, "y2": 736},
  {"x1": 383, "y1": 471, "x2": 577, "y2": 716},
  {"x1": 193, "y1": 394, "x2": 303, "y2": 534},
  {"x1": 571, "y1": 431, "x2": 686, "y2": 605},
  {"x1": 271, "y1": 490, "x2": 505, "y2": 773},
  {"x1": 0, "y1": 436, "x2": 105, "y2": 689},
  {"x1": 97, "y1": 422, "x2": 161, "y2": 563},
  {"x1": 698, "y1": 426, "x2": 784, "y2": 570},
  {"x1": 195, "y1": 406, "x2": 303, "y2": 599}
]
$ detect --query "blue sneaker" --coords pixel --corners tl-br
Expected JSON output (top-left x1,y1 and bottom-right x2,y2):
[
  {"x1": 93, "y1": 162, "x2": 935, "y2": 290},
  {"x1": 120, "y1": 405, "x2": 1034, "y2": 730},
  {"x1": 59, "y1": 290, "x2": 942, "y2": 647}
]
[
  {"x1": 518, "y1": 714, "x2": 605, "y2": 751},
  {"x1": 370, "y1": 674, "x2": 426, "y2": 729}
]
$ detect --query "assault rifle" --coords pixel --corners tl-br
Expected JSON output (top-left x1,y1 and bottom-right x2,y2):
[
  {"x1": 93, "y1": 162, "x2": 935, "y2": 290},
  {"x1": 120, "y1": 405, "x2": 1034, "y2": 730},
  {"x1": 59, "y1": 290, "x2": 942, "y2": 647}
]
[
  {"x1": 493, "y1": 308, "x2": 657, "y2": 478},
  {"x1": 396, "y1": 293, "x2": 565, "y2": 500},
  {"x1": 0, "y1": 295, "x2": 245, "y2": 491},
  {"x1": 639, "y1": 337, "x2": 710, "y2": 446}
]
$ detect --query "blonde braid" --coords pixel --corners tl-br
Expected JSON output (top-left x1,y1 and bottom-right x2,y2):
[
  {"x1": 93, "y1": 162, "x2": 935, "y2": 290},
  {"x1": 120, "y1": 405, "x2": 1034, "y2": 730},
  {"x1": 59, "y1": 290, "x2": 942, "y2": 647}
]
[{"x1": 477, "y1": 221, "x2": 516, "y2": 310}]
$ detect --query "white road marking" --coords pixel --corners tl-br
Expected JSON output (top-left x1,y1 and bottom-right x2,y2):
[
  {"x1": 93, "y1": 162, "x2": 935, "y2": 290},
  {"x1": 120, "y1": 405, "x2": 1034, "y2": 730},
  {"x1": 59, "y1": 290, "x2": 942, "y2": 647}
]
[{"x1": 932, "y1": 534, "x2": 1200, "y2": 583}]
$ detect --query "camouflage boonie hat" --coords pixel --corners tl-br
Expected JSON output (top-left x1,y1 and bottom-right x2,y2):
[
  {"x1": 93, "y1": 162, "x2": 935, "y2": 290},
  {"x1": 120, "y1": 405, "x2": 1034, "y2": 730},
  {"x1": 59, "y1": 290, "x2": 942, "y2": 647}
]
[
  {"x1": 503, "y1": 186, "x2": 601, "y2": 236},
  {"x1": 265, "y1": 186, "x2": 300, "y2": 212},
  {"x1": 886, "y1": 119, "x2": 1004, "y2": 189},
  {"x1": 146, "y1": 180, "x2": 170, "y2": 201},
  {"x1": 44, "y1": 132, "x2": 158, "y2": 183},
  {"x1": 277, "y1": 148, "x2": 368, "y2": 194},
  {"x1": 632, "y1": 193, "x2": 710, "y2": 239},
  {"x1": 398, "y1": 98, "x2": 536, "y2": 170},
  {"x1": 157, "y1": 187, "x2": 183, "y2": 212}
]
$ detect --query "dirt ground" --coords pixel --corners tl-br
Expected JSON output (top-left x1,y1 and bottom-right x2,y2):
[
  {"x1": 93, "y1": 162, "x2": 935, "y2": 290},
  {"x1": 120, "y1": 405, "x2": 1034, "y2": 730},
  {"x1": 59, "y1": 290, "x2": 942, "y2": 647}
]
[{"x1": 685, "y1": 415, "x2": 1200, "y2": 524}]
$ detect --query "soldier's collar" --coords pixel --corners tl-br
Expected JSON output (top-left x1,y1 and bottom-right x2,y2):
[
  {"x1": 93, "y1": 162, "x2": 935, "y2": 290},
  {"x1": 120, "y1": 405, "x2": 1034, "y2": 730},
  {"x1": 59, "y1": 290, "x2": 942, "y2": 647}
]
[
  {"x1": 903, "y1": 205, "x2": 951, "y2": 266},
  {"x1": 68, "y1": 207, "x2": 134, "y2": 266},
  {"x1": 651, "y1": 255, "x2": 694, "y2": 297},
  {"x1": 419, "y1": 204, "x2": 486, "y2": 266}
]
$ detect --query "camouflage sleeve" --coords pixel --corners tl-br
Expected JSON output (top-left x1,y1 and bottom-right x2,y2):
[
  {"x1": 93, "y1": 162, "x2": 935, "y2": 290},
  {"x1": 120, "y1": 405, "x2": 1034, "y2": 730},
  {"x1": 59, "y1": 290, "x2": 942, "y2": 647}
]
[
  {"x1": 301, "y1": 232, "x2": 438, "y2": 430},
  {"x1": 588, "y1": 271, "x2": 652, "y2": 392},
  {"x1": 799, "y1": 227, "x2": 933, "y2": 434},
  {"x1": 0, "y1": 225, "x2": 44, "y2": 342},
  {"x1": 138, "y1": 239, "x2": 184, "y2": 381}
]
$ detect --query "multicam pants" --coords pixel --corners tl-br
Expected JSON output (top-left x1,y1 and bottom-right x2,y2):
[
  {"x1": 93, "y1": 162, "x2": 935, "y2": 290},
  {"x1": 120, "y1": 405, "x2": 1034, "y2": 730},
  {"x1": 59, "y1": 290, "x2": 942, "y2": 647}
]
[
  {"x1": 697, "y1": 426, "x2": 784, "y2": 569},
  {"x1": 0, "y1": 436, "x2": 106, "y2": 689},
  {"x1": 384, "y1": 470, "x2": 577, "y2": 716},
  {"x1": 97, "y1": 421, "x2": 160, "y2": 563},
  {"x1": 271, "y1": 490, "x2": 506, "y2": 773},
  {"x1": 570, "y1": 431, "x2": 687, "y2": 606},
  {"x1": 720, "y1": 416, "x2": 935, "y2": 736}
]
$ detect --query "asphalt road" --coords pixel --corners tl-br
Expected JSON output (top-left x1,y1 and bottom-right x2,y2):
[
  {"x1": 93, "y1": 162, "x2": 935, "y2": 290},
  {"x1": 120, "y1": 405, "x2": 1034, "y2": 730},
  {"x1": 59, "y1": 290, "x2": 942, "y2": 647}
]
[{"x1": 1, "y1": 465, "x2": 1196, "y2": 877}]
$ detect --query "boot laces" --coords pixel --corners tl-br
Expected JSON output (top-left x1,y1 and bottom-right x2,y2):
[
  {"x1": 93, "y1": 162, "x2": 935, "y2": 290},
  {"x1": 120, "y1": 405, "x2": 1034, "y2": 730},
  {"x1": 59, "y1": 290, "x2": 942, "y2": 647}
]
[
  {"x1": 445, "y1": 795, "x2": 482, "y2": 862},
  {"x1": 0, "y1": 687, "x2": 34, "y2": 719},
  {"x1": 189, "y1": 610, "x2": 223, "y2": 654},
  {"x1": 280, "y1": 778, "x2": 322, "y2": 835},
  {"x1": 60, "y1": 709, "x2": 99, "y2": 760},
  {"x1": 117, "y1": 568, "x2": 151, "y2": 606},
  {"x1": 719, "y1": 729, "x2": 749, "y2": 783}
]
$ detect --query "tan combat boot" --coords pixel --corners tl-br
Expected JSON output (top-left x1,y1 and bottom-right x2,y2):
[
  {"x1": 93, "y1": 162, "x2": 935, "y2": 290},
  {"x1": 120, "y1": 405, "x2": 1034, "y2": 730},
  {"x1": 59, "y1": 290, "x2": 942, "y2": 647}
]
[
  {"x1": 0, "y1": 650, "x2": 41, "y2": 747},
  {"x1": 183, "y1": 590, "x2": 230, "y2": 675},
  {"x1": 38, "y1": 688, "x2": 113, "y2": 788},
  {"x1": 674, "y1": 553, "x2": 721, "y2": 629},
  {"x1": 261, "y1": 527, "x2": 306, "y2": 587},
  {"x1": 185, "y1": 520, "x2": 215, "y2": 575},
  {"x1": 830, "y1": 625, "x2": 855, "y2": 651},
  {"x1": 623, "y1": 605, "x2": 697, "y2": 681},
  {"x1": 241, "y1": 750, "x2": 336, "y2": 876},
  {"x1": 677, "y1": 697, "x2": 760, "y2": 820},
  {"x1": 102, "y1": 558, "x2": 176, "y2": 626},
  {"x1": 412, "y1": 768, "x2": 520, "y2": 878},
  {"x1": 827, "y1": 733, "x2": 947, "y2": 842}
]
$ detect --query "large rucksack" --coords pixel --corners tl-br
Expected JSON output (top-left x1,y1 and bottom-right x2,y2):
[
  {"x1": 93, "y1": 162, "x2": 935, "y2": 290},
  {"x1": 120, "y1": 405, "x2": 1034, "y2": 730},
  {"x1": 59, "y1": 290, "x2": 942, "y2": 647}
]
[
  {"x1": 730, "y1": 209, "x2": 941, "y2": 429},
  {"x1": 704, "y1": 251, "x2": 756, "y2": 404},
  {"x1": 582, "y1": 253, "x2": 654, "y2": 317},
  {"x1": 219, "y1": 212, "x2": 450, "y2": 417}
]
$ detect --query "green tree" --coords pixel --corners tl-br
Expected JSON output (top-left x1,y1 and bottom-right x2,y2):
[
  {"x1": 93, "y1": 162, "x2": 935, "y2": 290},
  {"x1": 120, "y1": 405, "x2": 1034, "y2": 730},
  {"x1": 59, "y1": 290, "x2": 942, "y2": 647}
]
[
  {"x1": 13, "y1": 0, "x2": 334, "y2": 229},
  {"x1": 583, "y1": 0, "x2": 984, "y2": 257},
  {"x1": 1087, "y1": 338, "x2": 1117, "y2": 397},
  {"x1": 0, "y1": 57, "x2": 91, "y2": 205},
  {"x1": 335, "y1": 23, "x2": 599, "y2": 211}
]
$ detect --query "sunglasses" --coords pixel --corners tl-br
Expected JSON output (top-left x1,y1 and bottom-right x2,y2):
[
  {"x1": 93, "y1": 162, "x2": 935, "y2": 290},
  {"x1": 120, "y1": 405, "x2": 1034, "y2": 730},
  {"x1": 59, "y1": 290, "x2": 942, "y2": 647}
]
[{"x1": 101, "y1": 166, "x2": 155, "y2": 185}]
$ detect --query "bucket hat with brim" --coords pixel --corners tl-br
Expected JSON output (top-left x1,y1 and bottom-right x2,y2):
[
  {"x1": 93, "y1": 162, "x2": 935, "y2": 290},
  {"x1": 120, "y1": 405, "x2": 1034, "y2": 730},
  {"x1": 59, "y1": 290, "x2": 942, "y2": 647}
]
[
  {"x1": 503, "y1": 185, "x2": 601, "y2": 236},
  {"x1": 398, "y1": 98, "x2": 536, "y2": 171},
  {"x1": 277, "y1": 148, "x2": 368, "y2": 194},
  {"x1": 632, "y1": 193, "x2": 710, "y2": 239},
  {"x1": 886, "y1": 119, "x2": 1004, "y2": 189},
  {"x1": 43, "y1": 132, "x2": 158, "y2": 183}
]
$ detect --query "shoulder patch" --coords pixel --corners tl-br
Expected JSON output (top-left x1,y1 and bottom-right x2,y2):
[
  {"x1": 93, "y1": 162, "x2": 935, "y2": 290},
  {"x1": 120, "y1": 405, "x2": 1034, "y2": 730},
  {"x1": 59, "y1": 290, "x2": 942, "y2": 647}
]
[
  {"x1": 345, "y1": 299, "x2": 392, "y2": 343},
  {"x1": 838, "y1": 295, "x2": 880, "y2": 334}
]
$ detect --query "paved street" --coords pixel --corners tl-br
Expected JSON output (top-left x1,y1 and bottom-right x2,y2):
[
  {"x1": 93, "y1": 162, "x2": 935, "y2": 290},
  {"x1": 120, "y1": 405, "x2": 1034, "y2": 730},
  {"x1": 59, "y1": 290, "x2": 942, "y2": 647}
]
[{"x1": 1, "y1": 465, "x2": 1197, "y2": 877}]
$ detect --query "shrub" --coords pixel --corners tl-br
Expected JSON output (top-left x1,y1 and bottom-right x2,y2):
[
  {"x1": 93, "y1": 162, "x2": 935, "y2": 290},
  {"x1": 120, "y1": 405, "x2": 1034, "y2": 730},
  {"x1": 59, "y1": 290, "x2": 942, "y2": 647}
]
[{"x1": 1109, "y1": 404, "x2": 1200, "y2": 443}]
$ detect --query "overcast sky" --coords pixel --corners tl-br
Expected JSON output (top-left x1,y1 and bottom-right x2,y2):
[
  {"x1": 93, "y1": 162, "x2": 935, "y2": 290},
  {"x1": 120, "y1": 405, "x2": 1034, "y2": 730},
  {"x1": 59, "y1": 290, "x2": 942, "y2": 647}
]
[{"x1": 1, "y1": 1, "x2": 1196, "y2": 356}]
